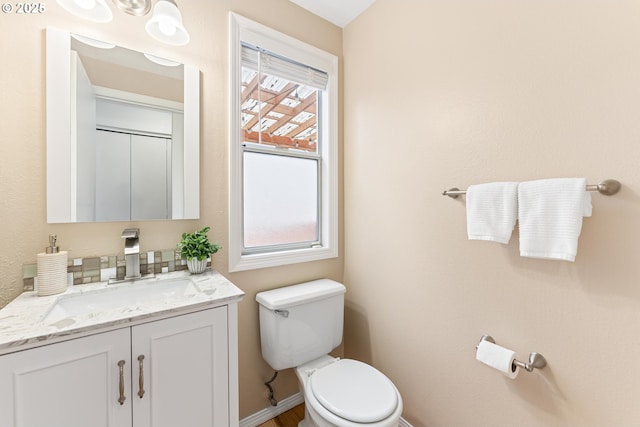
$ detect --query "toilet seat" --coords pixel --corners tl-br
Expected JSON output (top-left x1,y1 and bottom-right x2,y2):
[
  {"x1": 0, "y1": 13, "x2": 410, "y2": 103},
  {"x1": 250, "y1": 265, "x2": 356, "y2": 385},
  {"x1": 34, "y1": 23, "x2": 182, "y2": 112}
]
[{"x1": 309, "y1": 359, "x2": 399, "y2": 424}]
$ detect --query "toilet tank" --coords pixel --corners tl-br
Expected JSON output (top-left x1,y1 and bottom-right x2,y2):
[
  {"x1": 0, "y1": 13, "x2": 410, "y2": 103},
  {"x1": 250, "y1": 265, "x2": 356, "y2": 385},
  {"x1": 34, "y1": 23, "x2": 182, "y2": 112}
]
[{"x1": 256, "y1": 279, "x2": 346, "y2": 371}]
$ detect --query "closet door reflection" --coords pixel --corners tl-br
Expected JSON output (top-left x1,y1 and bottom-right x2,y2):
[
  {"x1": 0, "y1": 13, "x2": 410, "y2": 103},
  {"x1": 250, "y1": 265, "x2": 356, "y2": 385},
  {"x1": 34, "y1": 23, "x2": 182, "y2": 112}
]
[
  {"x1": 131, "y1": 135, "x2": 170, "y2": 220},
  {"x1": 95, "y1": 131, "x2": 130, "y2": 221},
  {"x1": 96, "y1": 131, "x2": 170, "y2": 221}
]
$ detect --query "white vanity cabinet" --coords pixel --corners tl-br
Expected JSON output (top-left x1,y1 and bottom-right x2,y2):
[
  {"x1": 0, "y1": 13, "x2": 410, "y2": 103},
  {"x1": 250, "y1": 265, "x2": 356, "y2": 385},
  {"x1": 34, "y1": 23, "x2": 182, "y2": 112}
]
[
  {"x1": 0, "y1": 306, "x2": 237, "y2": 427},
  {"x1": 0, "y1": 327, "x2": 131, "y2": 427}
]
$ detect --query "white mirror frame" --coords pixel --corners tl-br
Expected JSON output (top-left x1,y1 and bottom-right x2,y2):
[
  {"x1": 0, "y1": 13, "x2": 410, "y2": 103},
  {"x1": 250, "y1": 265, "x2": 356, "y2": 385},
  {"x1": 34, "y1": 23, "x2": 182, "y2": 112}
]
[{"x1": 45, "y1": 27, "x2": 200, "y2": 223}]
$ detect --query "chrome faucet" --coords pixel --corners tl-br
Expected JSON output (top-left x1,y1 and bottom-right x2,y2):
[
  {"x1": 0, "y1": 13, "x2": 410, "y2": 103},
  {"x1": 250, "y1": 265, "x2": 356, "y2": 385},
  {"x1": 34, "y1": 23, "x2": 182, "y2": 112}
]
[{"x1": 121, "y1": 228, "x2": 140, "y2": 279}]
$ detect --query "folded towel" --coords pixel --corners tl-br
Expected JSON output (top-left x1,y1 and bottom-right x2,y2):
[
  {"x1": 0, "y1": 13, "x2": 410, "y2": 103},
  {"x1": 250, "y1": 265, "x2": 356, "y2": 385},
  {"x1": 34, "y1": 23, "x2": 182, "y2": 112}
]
[
  {"x1": 466, "y1": 182, "x2": 519, "y2": 244},
  {"x1": 518, "y1": 178, "x2": 592, "y2": 261}
]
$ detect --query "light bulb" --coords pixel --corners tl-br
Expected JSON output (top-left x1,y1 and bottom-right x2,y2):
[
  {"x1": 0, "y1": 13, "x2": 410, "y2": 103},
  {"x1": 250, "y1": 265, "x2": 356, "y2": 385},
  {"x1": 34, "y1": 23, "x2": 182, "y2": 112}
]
[{"x1": 158, "y1": 18, "x2": 176, "y2": 36}]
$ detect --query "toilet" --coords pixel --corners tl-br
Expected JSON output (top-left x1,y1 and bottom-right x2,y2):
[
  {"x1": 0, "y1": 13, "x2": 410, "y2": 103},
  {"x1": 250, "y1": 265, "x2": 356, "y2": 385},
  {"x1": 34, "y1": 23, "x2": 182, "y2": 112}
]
[{"x1": 256, "y1": 279, "x2": 403, "y2": 427}]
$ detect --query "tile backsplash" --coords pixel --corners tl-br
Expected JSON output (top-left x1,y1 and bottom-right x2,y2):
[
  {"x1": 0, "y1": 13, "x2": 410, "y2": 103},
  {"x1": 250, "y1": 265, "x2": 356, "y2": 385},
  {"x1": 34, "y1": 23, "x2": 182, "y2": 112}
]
[{"x1": 22, "y1": 249, "x2": 202, "y2": 292}]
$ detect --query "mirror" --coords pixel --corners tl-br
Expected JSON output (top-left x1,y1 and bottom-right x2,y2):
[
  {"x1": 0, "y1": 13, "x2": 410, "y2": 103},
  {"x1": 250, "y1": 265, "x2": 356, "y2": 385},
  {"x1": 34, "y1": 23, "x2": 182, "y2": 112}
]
[{"x1": 46, "y1": 27, "x2": 199, "y2": 223}]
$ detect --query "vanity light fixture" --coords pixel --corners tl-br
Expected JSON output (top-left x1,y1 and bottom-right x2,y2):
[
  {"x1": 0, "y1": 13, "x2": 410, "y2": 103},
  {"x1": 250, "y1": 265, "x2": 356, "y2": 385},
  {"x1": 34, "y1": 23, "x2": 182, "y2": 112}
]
[
  {"x1": 56, "y1": 0, "x2": 190, "y2": 46},
  {"x1": 111, "y1": 0, "x2": 151, "y2": 16},
  {"x1": 56, "y1": 0, "x2": 113, "y2": 22},
  {"x1": 144, "y1": 0, "x2": 190, "y2": 46}
]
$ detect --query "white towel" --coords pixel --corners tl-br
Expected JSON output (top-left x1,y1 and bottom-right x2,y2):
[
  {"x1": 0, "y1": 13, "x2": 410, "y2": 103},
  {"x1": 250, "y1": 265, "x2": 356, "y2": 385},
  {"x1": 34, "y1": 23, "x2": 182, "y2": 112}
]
[
  {"x1": 466, "y1": 182, "x2": 518, "y2": 244},
  {"x1": 518, "y1": 178, "x2": 592, "y2": 262}
]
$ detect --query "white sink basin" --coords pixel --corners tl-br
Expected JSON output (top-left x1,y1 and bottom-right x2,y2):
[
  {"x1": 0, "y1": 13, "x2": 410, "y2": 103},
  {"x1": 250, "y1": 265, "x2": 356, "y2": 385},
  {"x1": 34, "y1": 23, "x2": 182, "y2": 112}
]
[{"x1": 42, "y1": 278, "x2": 203, "y2": 325}]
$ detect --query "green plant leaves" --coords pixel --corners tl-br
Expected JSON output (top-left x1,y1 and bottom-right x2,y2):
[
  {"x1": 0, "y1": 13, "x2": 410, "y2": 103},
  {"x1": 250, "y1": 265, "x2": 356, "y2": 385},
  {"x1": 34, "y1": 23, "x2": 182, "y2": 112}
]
[{"x1": 177, "y1": 226, "x2": 222, "y2": 261}]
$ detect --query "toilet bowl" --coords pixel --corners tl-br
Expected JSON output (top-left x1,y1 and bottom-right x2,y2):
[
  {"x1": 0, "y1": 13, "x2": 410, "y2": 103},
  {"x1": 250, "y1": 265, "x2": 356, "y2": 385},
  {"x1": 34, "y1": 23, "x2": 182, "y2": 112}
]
[
  {"x1": 256, "y1": 279, "x2": 403, "y2": 427},
  {"x1": 295, "y1": 356, "x2": 403, "y2": 427}
]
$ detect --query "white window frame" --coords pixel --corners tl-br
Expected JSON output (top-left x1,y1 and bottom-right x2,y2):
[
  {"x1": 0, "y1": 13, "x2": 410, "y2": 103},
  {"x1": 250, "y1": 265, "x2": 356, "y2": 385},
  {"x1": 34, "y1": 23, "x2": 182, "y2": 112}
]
[{"x1": 229, "y1": 13, "x2": 339, "y2": 272}]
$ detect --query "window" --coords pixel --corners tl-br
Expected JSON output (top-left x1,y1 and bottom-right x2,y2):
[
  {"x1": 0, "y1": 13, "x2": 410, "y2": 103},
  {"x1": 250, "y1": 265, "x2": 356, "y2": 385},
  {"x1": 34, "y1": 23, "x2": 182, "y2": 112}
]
[{"x1": 229, "y1": 13, "x2": 338, "y2": 272}]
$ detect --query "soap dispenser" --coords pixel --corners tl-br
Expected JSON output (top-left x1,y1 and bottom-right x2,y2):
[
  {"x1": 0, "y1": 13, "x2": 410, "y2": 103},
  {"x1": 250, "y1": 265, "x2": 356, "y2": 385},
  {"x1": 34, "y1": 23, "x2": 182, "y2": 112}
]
[{"x1": 36, "y1": 235, "x2": 68, "y2": 296}]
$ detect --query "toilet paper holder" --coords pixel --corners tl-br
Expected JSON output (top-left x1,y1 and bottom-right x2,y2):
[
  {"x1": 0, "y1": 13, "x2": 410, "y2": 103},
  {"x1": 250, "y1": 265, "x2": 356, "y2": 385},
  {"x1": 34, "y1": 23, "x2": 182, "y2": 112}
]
[{"x1": 477, "y1": 335, "x2": 547, "y2": 372}]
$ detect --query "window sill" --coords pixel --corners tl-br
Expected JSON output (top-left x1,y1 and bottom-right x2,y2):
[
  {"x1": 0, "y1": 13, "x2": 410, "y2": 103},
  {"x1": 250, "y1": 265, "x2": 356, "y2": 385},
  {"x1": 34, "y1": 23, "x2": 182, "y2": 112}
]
[{"x1": 228, "y1": 245, "x2": 337, "y2": 272}]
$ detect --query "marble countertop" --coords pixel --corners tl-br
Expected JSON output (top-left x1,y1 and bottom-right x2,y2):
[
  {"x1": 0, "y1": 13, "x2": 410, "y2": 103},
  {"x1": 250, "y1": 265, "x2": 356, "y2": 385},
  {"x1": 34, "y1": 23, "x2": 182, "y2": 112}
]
[{"x1": 0, "y1": 270, "x2": 244, "y2": 355}]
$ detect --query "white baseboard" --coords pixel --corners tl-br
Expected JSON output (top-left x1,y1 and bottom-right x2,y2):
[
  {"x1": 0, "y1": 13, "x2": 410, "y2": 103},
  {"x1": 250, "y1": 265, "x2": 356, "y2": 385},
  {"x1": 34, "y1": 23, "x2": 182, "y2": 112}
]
[{"x1": 239, "y1": 392, "x2": 414, "y2": 427}]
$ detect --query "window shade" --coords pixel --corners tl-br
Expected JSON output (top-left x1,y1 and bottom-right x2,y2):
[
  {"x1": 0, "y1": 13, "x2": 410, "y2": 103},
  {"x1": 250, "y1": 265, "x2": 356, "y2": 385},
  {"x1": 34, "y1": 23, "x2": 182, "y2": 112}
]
[{"x1": 241, "y1": 43, "x2": 329, "y2": 90}]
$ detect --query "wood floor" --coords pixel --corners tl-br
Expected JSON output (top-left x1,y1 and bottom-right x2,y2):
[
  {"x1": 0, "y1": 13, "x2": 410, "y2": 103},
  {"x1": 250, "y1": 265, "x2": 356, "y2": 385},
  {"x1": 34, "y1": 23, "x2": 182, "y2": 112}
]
[{"x1": 256, "y1": 403, "x2": 305, "y2": 427}]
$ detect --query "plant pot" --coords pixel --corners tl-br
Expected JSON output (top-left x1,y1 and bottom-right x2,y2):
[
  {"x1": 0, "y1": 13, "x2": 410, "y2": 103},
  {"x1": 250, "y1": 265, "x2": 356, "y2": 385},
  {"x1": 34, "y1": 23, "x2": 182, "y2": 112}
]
[{"x1": 186, "y1": 258, "x2": 208, "y2": 274}]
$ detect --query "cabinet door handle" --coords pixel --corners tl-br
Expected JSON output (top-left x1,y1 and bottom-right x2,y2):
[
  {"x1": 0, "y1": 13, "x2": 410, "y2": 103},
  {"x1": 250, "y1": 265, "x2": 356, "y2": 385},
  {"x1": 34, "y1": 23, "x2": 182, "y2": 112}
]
[
  {"x1": 117, "y1": 360, "x2": 126, "y2": 405},
  {"x1": 137, "y1": 355, "x2": 145, "y2": 398}
]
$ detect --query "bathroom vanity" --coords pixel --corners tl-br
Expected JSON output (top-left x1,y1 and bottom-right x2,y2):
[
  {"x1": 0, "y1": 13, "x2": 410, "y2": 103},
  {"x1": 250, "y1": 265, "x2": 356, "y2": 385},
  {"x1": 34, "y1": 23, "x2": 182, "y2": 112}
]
[{"x1": 0, "y1": 270, "x2": 244, "y2": 427}]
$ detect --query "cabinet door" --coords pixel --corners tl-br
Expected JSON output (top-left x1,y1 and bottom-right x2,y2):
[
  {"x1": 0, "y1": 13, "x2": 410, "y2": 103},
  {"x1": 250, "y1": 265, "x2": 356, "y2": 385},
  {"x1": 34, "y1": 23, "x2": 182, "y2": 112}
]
[
  {"x1": 131, "y1": 307, "x2": 229, "y2": 427},
  {"x1": 0, "y1": 329, "x2": 131, "y2": 427}
]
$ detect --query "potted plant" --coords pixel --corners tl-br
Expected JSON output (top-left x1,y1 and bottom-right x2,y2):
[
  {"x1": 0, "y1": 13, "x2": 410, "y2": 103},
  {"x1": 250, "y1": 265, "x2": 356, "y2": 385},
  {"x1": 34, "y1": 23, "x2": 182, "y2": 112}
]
[{"x1": 177, "y1": 226, "x2": 222, "y2": 274}]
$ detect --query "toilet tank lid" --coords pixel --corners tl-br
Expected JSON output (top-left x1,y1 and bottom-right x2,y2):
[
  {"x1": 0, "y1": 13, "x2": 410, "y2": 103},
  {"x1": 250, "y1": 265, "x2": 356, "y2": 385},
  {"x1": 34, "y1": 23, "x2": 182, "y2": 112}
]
[{"x1": 256, "y1": 279, "x2": 345, "y2": 310}]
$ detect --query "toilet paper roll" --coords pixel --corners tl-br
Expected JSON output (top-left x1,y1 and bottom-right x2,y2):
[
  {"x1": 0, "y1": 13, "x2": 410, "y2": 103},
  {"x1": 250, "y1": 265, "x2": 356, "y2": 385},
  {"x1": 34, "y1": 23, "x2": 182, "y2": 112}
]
[
  {"x1": 476, "y1": 339, "x2": 519, "y2": 379},
  {"x1": 37, "y1": 251, "x2": 68, "y2": 296}
]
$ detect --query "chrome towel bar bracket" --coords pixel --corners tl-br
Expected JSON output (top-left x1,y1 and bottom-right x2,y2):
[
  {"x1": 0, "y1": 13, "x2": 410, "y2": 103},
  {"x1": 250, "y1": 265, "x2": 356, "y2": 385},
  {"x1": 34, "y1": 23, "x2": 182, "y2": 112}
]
[{"x1": 443, "y1": 179, "x2": 621, "y2": 199}]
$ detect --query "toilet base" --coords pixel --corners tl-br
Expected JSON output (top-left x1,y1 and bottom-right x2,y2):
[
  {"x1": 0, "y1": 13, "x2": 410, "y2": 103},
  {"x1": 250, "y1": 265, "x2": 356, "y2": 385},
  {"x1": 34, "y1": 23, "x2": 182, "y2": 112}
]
[
  {"x1": 299, "y1": 399, "x2": 333, "y2": 427},
  {"x1": 299, "y1": 420, "x2": 314, "y2": 427},
  {"x1": 298, "y1": 405, "x2": 314, "y2": 427}
]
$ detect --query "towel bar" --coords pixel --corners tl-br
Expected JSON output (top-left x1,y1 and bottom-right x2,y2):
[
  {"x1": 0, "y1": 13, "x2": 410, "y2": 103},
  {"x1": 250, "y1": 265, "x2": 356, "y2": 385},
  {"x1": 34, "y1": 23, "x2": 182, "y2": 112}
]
[{"x1": 443, "y1": 179, "x2": 621, "y2": 199}]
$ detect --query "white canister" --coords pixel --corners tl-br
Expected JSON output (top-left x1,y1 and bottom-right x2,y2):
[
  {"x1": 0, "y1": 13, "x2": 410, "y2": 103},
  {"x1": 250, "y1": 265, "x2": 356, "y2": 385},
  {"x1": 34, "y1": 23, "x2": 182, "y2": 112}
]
[{"x1": 36, "y1": 235, "x2": 68, "y2": 296}]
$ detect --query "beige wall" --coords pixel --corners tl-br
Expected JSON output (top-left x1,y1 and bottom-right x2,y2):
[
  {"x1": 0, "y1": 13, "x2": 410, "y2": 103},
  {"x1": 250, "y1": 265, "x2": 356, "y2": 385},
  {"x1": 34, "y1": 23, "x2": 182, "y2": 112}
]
[
  {"x1": 343, "y1": 0, "x2": 640, "y2": 426},
  {"x1": 0, "y1": 0, "x2": 343, "y2": 419}
]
